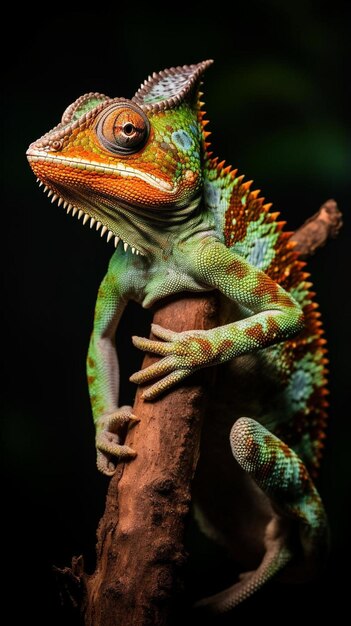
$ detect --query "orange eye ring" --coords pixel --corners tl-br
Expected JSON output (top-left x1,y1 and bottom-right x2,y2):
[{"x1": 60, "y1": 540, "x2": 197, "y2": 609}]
[{"x1": 96, "y1": 102, "x2": 149, "y2": 155}]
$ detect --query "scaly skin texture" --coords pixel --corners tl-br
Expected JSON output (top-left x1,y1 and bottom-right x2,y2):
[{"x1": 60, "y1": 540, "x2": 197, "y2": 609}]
[{"x1": 27, "y1": 61, "x2": 328, "y2": 611}]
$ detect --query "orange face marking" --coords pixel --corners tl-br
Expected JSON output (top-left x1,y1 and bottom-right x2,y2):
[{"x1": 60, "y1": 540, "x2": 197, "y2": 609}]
[{"x1": 28, "y1": 157, "x2": 177, "y2": 210}]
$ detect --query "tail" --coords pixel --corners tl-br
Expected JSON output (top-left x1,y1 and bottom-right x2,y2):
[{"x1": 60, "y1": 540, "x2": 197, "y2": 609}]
[{"x1": 194, "y1": 417, "x2": 328, "y2": 614}]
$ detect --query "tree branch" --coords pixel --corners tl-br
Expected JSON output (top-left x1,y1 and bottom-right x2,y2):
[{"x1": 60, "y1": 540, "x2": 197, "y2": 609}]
[
  {"x1": 289, "y1": 199, "x2": 342, "y2": 258},
  {"x1": 83, "y1": 295, "x2": 219, "y2": 626}
]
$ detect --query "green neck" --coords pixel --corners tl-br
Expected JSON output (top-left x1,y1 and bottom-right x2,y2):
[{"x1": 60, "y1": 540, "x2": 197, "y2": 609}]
[{"x1": 119, "y1": 198, "x2": 215, "y2": 260}]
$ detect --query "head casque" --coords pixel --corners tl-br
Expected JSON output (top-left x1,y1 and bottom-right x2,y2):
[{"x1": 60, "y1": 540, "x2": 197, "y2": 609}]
[{"x1": 27, "y1": 61, "x2": 213, "y2": 254}]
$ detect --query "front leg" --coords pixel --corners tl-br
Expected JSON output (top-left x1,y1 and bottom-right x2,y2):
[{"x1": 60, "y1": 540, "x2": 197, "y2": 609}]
[
  {"x1": 131, "y1": 240, "x2": 304, "y2": 399},
  {"x1": 87, "y1": 263, "x2": 138, "y2": 475}
]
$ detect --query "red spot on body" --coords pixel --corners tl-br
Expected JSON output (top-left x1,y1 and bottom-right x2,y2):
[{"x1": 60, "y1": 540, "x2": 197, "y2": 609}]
[
  {"x1": 252, "y1": 275, "x2": 280, "y2": 301},
  {"x1": 253, "y1": 276, "x2": 297, "y2": 310},
  {"x1": 267, "y1": 316, "x2": 280, "y2": 335},
  {"x1": 280, "y1": 441, "x2": 293, "y2": 458},
  {"x1": 244, "y1": 435, "x2": 260, "y2": 462},
  {"x1": 225, "y1": 258, "x2": 249, "y2": 279},
  {"x1": 278, "y1": 293, "x2": 298, "y2": 309},
  {"x1": 298, "y1": 461, "x2": 310, "y2": 485},
  {"x1": 245, "y1": 317, "x2": 280, "y2": 344},
  {"x1": 192, "y1": 337, "x2": 213, "y2": 354},
  {"x1": 88, "y1": 356, "x2": 95, "y2": 368},
  {"x1": 217, "y1": 339, "x2": 234, "y2": 354},
  {"x1": 187, "y1": 337, "x2": 215, "y2": 365},
  {"x1": 246, "y1": 323, "x2": 266, "y2": 343}
]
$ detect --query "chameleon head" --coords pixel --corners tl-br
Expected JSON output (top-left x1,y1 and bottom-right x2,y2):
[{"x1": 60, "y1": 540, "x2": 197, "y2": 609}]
[{"x1": 27, "y1": 61, "x2": 213, "y2": 254}]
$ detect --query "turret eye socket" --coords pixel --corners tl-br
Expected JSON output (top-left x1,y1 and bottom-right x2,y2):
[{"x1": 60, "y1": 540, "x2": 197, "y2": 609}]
[{"x1": 96, "y1": 103, "x2": 149, "y2": 155}]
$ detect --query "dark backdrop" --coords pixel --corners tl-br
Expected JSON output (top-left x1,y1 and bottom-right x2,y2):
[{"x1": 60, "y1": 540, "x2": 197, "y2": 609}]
[{"x1": 2, "y1": 3, "x2": 350, "y2": 623}]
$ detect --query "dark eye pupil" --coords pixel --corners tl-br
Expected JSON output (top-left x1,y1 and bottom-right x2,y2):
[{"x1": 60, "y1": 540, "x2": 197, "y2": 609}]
[{"x1": 123, "y1": 123, "x2": 135, "y2": 135}]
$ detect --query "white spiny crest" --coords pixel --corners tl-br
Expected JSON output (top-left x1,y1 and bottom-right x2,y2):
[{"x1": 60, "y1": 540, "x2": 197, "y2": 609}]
[{"x1": 38, "y1": 181, "x2": 143, "y2": 255}]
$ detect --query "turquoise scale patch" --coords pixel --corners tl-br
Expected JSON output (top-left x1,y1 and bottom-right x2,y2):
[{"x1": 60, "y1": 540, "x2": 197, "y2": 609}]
[
  {"x1": 204, "y1": 180, "x2": 221, "y2": 208},
  {"x1": 203, "y1": 174, "x2": 236, "y2": 238},
  {"x1": 248, "y1": 238, "x2": 272, "y2": 268},
  {"x1": 172, "y1": 130, "x2": 193, "y2": 151},
  {"x1": 231, "y1": 214, "x2": 279, "y2": 271},
  {"x1": 286, "y1": 352, "x2": 324, "y2": 414}
]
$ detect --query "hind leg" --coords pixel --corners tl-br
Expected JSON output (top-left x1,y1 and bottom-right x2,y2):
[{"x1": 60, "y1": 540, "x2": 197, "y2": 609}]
[{"x1": 195, "y1": 417, "x2": 328, "y2": 613}]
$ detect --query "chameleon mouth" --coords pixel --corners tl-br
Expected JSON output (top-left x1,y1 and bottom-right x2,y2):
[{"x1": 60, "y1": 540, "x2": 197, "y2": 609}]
[
  {"x1": 27, "y1": 148, "x2": 174, "y2": 193},
  {"x1": 31, "y1": 173, "x2": 144, "y2": 256}
]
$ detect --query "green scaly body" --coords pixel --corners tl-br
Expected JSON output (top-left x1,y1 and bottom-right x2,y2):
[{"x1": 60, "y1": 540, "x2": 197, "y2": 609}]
[{"x1": 27, "y1": 60, "x2": 329, "y2": 611}]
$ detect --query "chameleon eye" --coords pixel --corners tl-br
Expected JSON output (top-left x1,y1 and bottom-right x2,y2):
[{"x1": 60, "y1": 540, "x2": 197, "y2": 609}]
[{"x1": 96, "y1": 103, "x2": 149, "y2": 155}]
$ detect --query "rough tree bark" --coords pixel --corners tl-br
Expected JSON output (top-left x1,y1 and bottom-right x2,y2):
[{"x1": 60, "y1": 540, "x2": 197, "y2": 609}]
[
  {"x1": 84, "y1": 294, "x2": 219, "y2": 626},
  {"x1": 58, "y1": 200, "x2": 342, "y2": 626},
  {"x1": 290, "y1": 199, "x2": 342, "y2": 258}
]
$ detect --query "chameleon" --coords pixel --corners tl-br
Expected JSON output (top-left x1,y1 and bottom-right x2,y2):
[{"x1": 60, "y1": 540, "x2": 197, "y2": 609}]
[{"x1": 27, "y1": 60, "x2": 329, "y2": 611}]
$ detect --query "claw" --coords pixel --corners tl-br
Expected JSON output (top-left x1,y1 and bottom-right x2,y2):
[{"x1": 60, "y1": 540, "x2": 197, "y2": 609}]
[
  {"x1": 102, "y1": 406, "x2": 139, "y2": 431},
  {"x1": 128, "y1": 414, "x2": 141, "y2": 426},
  {"x1": 96, "y1": 445, "x2": 136, "y2": 476},
  {"x1": 95, "y1": 406, "x2": 139, "y2": 476},
  {"x1": 97, "y1": 451, "x2": 117, "y2": 476},
  {"x1": 96, "y1": 432, "x2": 136, "y2": 458}
]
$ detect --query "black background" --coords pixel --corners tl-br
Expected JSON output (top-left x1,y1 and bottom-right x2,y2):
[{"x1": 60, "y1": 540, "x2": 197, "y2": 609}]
[{"x1": 2, "y1": 3, "x2": 350, "y2": 623}]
